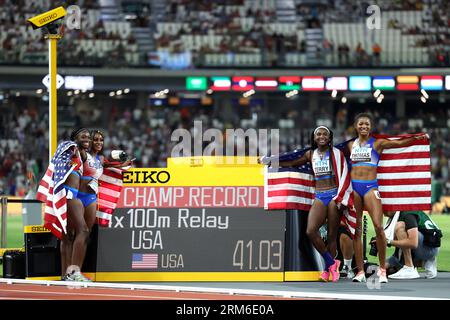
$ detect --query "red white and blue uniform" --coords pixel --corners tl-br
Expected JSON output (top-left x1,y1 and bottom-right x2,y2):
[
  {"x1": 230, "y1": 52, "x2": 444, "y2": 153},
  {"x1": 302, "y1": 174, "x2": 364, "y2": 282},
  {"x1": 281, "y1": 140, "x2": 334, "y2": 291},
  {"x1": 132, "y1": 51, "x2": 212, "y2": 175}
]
[
  {"x1": 78, "y1": 153, "x2": 103, "y2": 207},
  {"x1": 311, "y1": 149, "x2": 337, "y2": 206}
]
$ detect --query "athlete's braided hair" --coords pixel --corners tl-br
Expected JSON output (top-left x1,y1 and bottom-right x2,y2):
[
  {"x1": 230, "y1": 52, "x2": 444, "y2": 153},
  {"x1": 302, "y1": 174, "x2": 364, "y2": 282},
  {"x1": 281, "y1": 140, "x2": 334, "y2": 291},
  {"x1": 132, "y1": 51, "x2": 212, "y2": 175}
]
[{"x1": 70, "y1": 127, "x2": 89, "y2": 141}]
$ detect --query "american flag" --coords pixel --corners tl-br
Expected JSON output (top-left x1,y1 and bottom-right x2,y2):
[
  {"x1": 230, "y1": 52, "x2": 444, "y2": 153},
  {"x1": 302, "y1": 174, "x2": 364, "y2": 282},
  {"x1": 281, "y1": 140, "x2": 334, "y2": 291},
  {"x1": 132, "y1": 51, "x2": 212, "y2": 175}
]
[
  {"x1": 264, "y1": 161, "x2": 314, "y2": 211},
  {"x1": 264, "y1": 146, "x2": 357, "y2": 236},
  {"x1": 373, "y1": 134, "x2": 431, "y2": 211},
  {"x1": 36, "y1": 141, "x2": 78, "y2": 239},
  {"x1": 131, "y1": 253, "x2": 158, "y2": 269},
  {"x1": 96, "y1": 166, "x2": 129, "y2": 227},
  {"x1": 264, "y1": 134, "x2": 431, "y2": 215}
]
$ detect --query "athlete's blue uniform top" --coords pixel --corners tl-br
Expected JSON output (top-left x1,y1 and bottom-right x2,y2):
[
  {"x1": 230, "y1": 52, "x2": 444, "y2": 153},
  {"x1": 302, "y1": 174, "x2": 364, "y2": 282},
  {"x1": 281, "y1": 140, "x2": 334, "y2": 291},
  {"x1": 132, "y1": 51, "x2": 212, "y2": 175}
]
[
  {"x1": 350, "y1": 137, "x2": 380, "y2": 197},
  {"x1": 311, "y1": 149, "x2": 337, "y2": 206}
]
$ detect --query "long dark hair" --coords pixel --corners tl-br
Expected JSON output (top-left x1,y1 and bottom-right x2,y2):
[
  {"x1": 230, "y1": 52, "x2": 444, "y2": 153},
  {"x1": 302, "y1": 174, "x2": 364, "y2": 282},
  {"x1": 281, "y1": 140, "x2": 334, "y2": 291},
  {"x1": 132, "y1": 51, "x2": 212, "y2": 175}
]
[
  {"x1": 90, "y1": 129, "x2": 105, "y2": 154},
  {"x1": 354, "y1": 113, "x2": 373, "y2": 126}
]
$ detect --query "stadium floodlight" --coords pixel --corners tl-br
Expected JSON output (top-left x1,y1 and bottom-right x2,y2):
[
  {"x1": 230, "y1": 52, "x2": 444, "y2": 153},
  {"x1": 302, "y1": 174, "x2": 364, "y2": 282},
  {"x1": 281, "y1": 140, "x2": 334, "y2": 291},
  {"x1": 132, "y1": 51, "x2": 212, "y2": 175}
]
[
  {"x1": 349, "y1": 76, "x2": 372, "y2": 91},
  {"x1": 420, "y1": 76, "x2": 443, "y2": 91},
  {"x1": 326, "y1": 77, "x2": 348, "y2": 91}
]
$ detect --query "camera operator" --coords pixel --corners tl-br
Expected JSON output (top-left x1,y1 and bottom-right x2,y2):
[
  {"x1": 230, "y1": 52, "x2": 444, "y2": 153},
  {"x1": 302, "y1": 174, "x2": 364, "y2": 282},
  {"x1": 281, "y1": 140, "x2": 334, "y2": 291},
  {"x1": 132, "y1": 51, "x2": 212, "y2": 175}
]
[{"x1": 371, "y1": 211, "x2": 442, "y2": 279}]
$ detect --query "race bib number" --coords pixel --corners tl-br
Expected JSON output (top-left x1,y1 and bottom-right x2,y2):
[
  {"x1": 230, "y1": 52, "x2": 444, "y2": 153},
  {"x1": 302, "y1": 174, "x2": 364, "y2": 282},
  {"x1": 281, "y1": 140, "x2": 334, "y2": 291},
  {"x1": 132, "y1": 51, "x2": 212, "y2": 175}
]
[
  {"x1": 314, "y1": 159, "x2": 331, "y2": 176},
  {"x1": 351, "y1": 147, "x2": 372, "y2": 162}
]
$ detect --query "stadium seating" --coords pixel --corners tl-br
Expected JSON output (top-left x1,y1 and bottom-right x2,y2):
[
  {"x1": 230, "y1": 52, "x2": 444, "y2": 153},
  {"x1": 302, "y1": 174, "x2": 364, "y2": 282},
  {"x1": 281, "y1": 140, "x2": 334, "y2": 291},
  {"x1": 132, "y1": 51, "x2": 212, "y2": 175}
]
[{"x1": 0, "y1": 0, "x2": 448, "y2": 67}]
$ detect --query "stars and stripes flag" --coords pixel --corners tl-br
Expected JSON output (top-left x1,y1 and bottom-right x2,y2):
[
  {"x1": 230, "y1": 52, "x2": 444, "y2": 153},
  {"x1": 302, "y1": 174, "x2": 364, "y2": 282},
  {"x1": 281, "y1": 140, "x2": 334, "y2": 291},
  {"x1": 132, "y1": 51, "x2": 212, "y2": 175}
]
[
  {"x1": 264, "y1": 146, "x2": 357, "y2": 236},
  {"x1": 131, "y1": 253, "x2": 158, "y2": 269},
  {"x1": 264, "y1": 133, "x2": 431, "y2": 219},
  {"x1": 96, "y1": 166, "x2": 129, "y2": 227},
  {"x1": 36, "y1": 141, "x2": 78, "y2": 239},
  {"x1": 263, "y1": 153, "x2": 315, "y2": 211},
  {"x1": 373, "y1": 133, "x2": 431, "y2": 211}
]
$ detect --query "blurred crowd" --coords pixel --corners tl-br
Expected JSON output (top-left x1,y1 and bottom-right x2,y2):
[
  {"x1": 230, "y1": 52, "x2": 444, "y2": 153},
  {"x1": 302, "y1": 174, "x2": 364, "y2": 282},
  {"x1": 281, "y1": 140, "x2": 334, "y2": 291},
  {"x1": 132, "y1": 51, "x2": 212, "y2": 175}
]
[
  {"x1": 1, "y1": 96, "x2": 449, "y2": 203},
  {"x1": 0, "y1": 99, "x2": 48, "y2": 197},
  {"x1": 0, "y1": 0, "x2": 139, "y2": 67},
  {"x1": 0, "y1": 0, "x2": 449, "y2": 67}
]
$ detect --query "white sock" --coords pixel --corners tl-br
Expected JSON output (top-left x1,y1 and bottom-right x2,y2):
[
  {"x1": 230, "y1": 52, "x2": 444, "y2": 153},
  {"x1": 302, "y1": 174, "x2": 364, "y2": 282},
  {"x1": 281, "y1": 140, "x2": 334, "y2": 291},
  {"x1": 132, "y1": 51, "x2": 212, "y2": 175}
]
[
  {"x1": 403, "y1": 265, "x2": 414, "y2": 270},
  {"x1": 344, "y1": 259, "x2": 352, "y2": 268}
]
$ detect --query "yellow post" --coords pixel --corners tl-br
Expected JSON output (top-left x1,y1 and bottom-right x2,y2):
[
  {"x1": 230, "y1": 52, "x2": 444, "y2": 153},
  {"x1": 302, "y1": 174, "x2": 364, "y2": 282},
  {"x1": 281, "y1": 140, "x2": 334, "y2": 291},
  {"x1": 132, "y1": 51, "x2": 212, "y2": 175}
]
[{"x1": 45, "y1": 34, "x2": 61, "y2": 159}]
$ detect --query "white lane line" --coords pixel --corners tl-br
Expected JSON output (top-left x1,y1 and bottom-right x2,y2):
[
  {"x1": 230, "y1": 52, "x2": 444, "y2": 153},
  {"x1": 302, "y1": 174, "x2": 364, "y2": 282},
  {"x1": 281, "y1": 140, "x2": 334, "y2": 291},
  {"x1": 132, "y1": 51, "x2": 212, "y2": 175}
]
[
  {"x1": 0, "y1": 296, "x2": 44, "y2": 300},
  {"x1": 0, "y1": 279, "x2": 447, "y2": 300},
  {"x1": 0, "y1": 288, "x2": 205, "y2": 300}
]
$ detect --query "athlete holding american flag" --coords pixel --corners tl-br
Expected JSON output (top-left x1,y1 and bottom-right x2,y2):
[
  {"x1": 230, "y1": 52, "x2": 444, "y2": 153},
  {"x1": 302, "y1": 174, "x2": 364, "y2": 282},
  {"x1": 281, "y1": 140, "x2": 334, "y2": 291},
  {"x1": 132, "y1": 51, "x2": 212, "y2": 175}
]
[
  {"x1": 348, "y1": 113, "x2": 429, "y2": 284},
  {"x1": 37, "y1": 128, "x2": 91, "y2": 281},
  {"x1": 261, "y1": 126, "x2": 357, "y2": 282},
  {"x1": 37, "y1": 128, "x2": 131, "y2": 282},
  {"x1": 80, "y1": 129, "x2": 133, "y2": 233}
]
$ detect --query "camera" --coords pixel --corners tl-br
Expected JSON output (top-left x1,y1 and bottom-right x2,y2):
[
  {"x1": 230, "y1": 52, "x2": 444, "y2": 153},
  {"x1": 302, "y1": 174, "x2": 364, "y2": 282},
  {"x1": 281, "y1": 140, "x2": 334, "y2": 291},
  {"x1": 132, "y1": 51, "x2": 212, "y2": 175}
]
[
  {"x1": 369, "y1": 237, "x2": 378, "y2": 256},
  {"x1": 111, "y1": 150, "x2": 129, "y2": 162},
  {"x1": 27, "y1": 6, "x2": 66, "y2": 33}
]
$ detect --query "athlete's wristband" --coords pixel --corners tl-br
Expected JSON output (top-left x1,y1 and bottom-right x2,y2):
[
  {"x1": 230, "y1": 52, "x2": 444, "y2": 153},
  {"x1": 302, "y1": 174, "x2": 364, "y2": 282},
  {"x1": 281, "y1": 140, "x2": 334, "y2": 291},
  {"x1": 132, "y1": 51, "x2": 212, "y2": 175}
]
[{"x1": 387, "y1": 239, "x2": 392, "y2": 247}]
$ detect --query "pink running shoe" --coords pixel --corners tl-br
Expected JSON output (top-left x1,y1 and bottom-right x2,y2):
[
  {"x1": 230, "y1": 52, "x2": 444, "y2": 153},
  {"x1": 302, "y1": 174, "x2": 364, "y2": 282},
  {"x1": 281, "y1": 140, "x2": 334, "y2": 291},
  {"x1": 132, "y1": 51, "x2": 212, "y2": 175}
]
[
  {"x1": 329, "y1": 260, "x2": 341, "y2": 282},
  {"x1": 377, "y1": 267, "x2": 388, "y2": 283},
  {"x1": 320, "y1": 270, "x2": 330, "y2": 282}
]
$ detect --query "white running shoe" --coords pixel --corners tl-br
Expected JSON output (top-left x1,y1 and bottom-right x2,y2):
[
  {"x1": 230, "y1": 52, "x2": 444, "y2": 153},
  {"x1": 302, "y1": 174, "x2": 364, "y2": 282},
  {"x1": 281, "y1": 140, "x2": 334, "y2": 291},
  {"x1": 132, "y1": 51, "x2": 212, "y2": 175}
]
[
  {"x1": 424, "y1": 256, "x2": 437, "y2": 279},
  {"x1": 352, "y1": 271, "x2": 366, "y2": 283},
  {"x1": 340, "y1": 265, "x2": 356, "y2": 279},
  {"x1": 66, "y1": 271, "x2": 92, "y2": 282},
  {"x1": 347, "y1": 269, "x2": 355, "y2": 279},
  {"x1": 388, "y1": 266, "x2": 420, "y2": 280}
]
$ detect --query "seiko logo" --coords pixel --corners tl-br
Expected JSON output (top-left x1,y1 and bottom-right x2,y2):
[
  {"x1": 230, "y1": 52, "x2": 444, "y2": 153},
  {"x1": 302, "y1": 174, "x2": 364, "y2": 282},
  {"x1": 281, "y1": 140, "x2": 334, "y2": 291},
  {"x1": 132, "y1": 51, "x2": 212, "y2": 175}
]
[
  {"x1": 31, "y1": 226, "x2": 48, "y2": 232},
  {"x1": 39, "y1": 13, "x2": 58, "y2": 24},
  {"x1": 123, "y1": 170, "x2": 171, "y2": 184}
]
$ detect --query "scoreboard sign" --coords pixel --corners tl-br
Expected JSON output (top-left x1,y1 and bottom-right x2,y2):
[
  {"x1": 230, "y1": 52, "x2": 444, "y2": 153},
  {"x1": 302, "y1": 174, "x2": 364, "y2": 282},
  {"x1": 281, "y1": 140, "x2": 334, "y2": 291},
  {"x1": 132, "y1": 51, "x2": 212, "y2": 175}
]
[{"x1": 95, "y1": 157, "x2": 286, "y2": 282}]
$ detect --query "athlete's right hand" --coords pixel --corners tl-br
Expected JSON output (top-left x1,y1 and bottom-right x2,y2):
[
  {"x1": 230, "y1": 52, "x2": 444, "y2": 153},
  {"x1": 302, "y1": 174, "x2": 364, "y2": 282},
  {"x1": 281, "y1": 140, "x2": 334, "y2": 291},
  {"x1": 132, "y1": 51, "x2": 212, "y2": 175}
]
[{"x1": 258, "y1": 156, "x2": 271, "y2": 165}]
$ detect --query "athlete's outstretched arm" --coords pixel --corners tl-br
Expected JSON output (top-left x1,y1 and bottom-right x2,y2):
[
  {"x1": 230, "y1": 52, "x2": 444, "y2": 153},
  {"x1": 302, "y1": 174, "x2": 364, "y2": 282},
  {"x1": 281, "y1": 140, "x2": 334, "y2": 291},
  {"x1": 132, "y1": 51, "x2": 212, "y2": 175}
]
[
  {"x1": 278, "y1": 150, "x2": 311, "y2": 167},
  {"x1": 376, "y1": 133, "x2": 428, "y2": 152}
]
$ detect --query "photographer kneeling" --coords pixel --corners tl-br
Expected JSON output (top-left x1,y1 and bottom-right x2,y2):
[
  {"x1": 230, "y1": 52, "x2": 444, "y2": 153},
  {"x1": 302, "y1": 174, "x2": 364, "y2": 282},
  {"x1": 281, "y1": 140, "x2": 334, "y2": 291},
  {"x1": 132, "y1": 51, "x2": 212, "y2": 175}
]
[{"x1": 372, "y1": 211, "x2": 442, "y2": 280}]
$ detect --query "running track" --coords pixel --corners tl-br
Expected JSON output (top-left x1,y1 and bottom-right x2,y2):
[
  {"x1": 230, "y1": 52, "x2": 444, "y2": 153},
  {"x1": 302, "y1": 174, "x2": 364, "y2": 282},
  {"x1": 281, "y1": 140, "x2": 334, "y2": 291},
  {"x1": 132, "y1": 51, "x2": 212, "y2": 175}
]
[{"x1": 0, "y1": 282, "x2": 312, "y2": 300}]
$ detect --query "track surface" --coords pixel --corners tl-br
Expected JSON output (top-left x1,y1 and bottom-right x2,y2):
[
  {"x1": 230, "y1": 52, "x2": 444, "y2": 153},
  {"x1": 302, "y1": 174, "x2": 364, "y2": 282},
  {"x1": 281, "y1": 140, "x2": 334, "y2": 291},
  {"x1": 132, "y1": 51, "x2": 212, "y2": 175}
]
[
  {"x1": 0, "y1": 283, "x2": 309, "y2": 300},
  {"x1": 1, "y1": 272, "x2": 449, "y2": 300}
]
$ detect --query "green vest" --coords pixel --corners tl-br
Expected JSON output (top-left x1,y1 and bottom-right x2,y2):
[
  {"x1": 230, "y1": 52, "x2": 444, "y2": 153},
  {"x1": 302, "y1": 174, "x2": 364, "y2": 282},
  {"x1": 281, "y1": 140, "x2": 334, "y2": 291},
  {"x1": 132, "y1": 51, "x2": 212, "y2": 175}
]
[{"x1": 402, "y1": 211, "x2": 440, "y2": 232}]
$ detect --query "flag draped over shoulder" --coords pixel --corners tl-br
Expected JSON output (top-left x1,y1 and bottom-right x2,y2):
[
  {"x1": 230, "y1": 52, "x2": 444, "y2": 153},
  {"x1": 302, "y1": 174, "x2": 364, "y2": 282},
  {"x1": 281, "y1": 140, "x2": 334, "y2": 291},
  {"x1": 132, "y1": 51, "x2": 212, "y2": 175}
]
[
  {"x1": 330, "y1": 146, "x2": 357, "y2": 236},
  {"x1": 36, "y1": 141, "x2": 78, "y2": 239},
  {"x1": 264, "y1": 133, "x2": 432, "y2": 222},
  {"x1": 96, "y1": 166, "x2": 130, "y2": 227},
  {"x1": 372, "y1": 133, "x2": 431, "y2": 211},
  {"x1": 264, "y1": 145, "x2": 357, "y2": 237}
]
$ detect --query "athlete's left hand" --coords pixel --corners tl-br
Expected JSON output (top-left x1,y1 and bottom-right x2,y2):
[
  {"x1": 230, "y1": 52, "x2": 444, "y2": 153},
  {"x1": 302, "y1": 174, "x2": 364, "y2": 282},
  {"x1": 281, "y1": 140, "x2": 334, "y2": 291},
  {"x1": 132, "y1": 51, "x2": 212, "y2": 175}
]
[{"x1": 414, "y1": 133, "x2": 429, "y2": 140}]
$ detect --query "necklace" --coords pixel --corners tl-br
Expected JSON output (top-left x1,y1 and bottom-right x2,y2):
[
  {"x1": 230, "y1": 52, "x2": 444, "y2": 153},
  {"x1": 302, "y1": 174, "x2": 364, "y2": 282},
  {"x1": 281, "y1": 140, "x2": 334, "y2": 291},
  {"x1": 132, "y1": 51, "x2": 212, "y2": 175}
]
[{"x1": 318, "y1": 150, "x2": 326, "y2": 160}]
